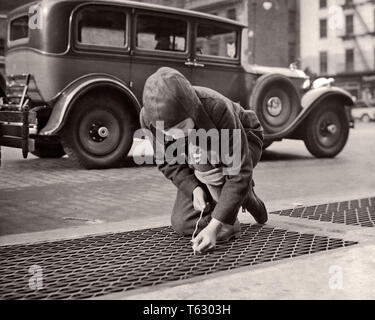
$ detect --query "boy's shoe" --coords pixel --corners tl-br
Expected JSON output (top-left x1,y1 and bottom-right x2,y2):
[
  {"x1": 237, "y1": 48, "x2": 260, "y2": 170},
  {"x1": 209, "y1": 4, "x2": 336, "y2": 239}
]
[
  {"x1": 243, "y1": 188, "x2": 268, "y2": 225},
  {"x1": 217, "y1": 219, "x2": 241, "y2": 243}
]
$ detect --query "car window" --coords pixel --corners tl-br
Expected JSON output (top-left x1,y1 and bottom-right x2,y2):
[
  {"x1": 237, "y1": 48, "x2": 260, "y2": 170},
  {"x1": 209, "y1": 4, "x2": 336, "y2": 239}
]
[
  {"x1": 76, "y1": 7, "x2": 127, "y2": 48},
  {"x1": 196, "y1": 23, "x2": 238, "y2": 59},
  {"x1": 136, "y1": 14, "x2": 187, "y2": 52},
  {"x1": 9, "y1": 15, "x2": 29, "y2": 42}
]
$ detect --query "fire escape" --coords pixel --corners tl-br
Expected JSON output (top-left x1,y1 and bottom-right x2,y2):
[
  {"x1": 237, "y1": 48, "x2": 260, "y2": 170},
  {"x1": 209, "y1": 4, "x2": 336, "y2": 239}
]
[{"x1": 339, "y1": 0, "x2": 375, "y2": 72}]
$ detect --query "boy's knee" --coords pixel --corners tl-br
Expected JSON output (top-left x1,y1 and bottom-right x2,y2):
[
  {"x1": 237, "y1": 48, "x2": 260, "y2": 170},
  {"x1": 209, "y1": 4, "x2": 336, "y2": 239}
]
[{"x1": 171, "y1": 215, "x2": 191, "y2": 236}]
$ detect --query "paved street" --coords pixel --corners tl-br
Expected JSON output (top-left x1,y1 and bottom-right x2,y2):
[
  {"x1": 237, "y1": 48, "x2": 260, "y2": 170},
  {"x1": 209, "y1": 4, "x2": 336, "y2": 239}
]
[
  {"x1": 0, "y1": 122, "x2": 375, "y2": 300},
  {"x1": 0, "y1": 122, "x2": 374, "y2": 236}
]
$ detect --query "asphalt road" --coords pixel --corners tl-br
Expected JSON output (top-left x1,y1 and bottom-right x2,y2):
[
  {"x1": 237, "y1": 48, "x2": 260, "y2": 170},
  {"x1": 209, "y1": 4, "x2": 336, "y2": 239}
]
[{"x1": 0, "y1": 122, "x2": 374, "y2": 236}]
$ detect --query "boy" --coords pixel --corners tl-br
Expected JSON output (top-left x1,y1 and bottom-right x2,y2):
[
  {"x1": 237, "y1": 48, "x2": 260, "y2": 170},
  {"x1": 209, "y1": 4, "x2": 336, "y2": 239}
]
[{"x1": 140, "y1": 67, "x2": 267, "y2": 254}]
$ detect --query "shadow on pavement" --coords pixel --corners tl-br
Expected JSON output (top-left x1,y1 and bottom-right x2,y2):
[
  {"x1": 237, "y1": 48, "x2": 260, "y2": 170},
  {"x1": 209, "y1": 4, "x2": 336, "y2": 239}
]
[
  {"x1": 2, "y1": 155, "x2": 156, "y2": 171},
  {"x1": 260, "y1": 149, "x2": 313, "y2": 162}
]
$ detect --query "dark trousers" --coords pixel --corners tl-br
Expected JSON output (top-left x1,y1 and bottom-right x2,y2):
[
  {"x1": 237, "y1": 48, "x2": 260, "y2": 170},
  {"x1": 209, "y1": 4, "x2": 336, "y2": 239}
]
[
  {"x1": 171, "y1": 187, "x2": 213, "y2": 236},
  {"x1": 170, "y1": 142, "x2": 262, "y2": 236}
]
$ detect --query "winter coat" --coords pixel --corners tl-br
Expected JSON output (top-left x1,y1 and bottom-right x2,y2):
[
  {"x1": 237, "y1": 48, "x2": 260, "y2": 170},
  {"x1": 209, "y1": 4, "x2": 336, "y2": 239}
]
[{"x1": 141, "y1": 67, "x2": 263, "y2": 225}]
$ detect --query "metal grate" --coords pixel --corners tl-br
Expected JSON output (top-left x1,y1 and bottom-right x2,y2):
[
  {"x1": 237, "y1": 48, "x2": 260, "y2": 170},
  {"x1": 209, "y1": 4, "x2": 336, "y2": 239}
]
[
  {"x1": 0, "y1": 224, "x2": 356, "y2": 300},
  {"x1": 271, "y1": 197, "x2": 375, "y2": 227}
]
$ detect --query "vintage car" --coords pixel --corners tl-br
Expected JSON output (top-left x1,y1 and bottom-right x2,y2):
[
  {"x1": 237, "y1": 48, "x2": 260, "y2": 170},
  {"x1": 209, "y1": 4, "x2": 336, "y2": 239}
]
[
  {"x1": 351, "y1": 100, "x2": 375, "y2": 122},
  {"x1": 0, "y1": 0, "x2": 354, "y2": 168}
]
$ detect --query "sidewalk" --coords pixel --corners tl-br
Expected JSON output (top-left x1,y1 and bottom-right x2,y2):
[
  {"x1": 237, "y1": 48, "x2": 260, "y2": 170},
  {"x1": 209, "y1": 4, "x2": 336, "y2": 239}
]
[{"x1": 1, "y1": 194, "x2": 374, "y2": 300}]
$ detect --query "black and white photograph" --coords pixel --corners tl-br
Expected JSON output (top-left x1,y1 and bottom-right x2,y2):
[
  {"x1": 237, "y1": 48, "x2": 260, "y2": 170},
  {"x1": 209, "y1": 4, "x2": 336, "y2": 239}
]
[{"x1": 0, "y1": 0, "x2": 374, "y2": 308}]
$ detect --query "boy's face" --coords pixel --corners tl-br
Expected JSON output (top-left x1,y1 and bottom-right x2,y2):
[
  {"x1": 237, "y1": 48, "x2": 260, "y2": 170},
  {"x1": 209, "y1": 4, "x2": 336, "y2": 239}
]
[{"x1": 162, "y1": 118, "x2": 195, "y2": 140}]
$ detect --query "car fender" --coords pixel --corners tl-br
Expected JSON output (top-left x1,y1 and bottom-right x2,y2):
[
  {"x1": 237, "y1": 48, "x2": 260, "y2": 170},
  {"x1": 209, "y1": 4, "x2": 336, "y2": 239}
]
[
  {"x1": 264, "y1": 86, "x2": 354, "y2": 141},
  {"x1": 39, "y1": 74, "x2": 141, "y2": 136},
  {"x1": 301, "y1": 86, "x2": 353, "y2": 109}
]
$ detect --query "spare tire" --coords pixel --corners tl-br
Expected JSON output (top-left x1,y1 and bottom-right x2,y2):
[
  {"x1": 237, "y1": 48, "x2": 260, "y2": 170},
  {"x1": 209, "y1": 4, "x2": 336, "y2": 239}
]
[{"x1": 250, "y1": 74, "x2": 301, "y2": 134}]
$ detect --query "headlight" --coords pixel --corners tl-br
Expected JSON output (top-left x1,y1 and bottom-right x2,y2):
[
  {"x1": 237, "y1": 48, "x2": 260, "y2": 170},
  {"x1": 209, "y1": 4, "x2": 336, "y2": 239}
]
[
  {"x1": 302, "y1": 79, "x2": 311, "y2": 90},
  {"x1": 312, "y1": 77, "x2": 335, "y2": 89}
]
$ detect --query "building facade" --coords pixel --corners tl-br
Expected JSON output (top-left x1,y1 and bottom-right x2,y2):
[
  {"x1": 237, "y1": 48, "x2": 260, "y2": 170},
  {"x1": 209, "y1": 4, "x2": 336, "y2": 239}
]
[
  {"x1": 300, "y1": 0, "x2": 375, "y2": 101},
  {"x1": 184, "y1": 0, "x2": 300, "y2": 67}
]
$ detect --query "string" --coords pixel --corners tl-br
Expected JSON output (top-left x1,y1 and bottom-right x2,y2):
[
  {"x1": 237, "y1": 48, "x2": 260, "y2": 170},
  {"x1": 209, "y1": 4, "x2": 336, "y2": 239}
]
[
  {"x1": 192, "y1": 208, "x2": 205, "y2": 241},
  {"x1": 191, "y1": 208, "x2": 205, "y2": 255}
]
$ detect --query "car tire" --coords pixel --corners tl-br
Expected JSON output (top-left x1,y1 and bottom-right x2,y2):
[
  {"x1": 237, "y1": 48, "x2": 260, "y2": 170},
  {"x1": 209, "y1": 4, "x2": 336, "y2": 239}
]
[
  {"x1": 62, "y1": 94, "x2": 136, "y2": 169},
  {"x1": 31, "y1": 141, "x2": 66, "y2": 158},
  {"x1": 304, "y1": 101, "x2": 349, "y2": 158},
  {"x1": 250, "y1": 74, "x2": 300, "y2": 134},
  {"x1": 361, "y1": 114, "x2": 371, "y2": 123}
]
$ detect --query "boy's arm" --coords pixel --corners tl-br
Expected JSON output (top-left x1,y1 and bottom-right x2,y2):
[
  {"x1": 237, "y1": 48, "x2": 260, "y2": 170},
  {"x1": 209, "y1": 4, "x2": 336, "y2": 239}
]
[
  {"x1": 209, "y1": 101, "x2": 253, "y2": 225},
  {"x1": 157, "y1": 161, "x2": 201, "y2": 198}
]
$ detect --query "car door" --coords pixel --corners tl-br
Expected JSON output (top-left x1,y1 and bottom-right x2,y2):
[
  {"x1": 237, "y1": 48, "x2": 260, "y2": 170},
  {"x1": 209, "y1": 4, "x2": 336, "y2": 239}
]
[
  {"x1": 130, "y1": 10, "x2": 193, "y2": 102},
  {"x1": 71, "y1": 4, "x2": 131, "y2": 89},
  {"x1": 191, "y1": 20, "x2": 243, "y2": 102}
]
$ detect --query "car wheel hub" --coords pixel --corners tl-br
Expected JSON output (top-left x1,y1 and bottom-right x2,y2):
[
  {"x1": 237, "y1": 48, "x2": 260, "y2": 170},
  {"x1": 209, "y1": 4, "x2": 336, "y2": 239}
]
[
  {"x1": 98, "y1": 126, "x2": 109, "y2": 138},
  {"x1": 316, "y1": 111, "x2": 343, "y2": 148},
  {"x1": 266, "y1": 97, "x2": 282, "y2": 117},
  {"x1": 319, "y1": 121, "x2": 337, "y2": 136},
  {"x1": 89, "y1": 124, "x2": 109, "y2": 142},
  {"x1": 326, "y1": 124, "x2": 337, "y2": 134}
]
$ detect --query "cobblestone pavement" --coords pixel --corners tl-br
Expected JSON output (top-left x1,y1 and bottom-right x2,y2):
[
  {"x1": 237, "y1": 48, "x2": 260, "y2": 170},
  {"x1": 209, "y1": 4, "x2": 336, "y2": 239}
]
[
  {"x1": 0, "y1": 156, "x2": 176, "y2": 235},
  {"x1": 1, "y1": 123, "x2": 374, "y2": 236}
]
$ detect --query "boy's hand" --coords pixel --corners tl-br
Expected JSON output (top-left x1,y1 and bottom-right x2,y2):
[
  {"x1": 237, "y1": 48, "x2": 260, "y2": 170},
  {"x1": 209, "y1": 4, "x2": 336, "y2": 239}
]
[
  {"x1": 193, "y1": 186, "x2": 208, "y2": 212},
  {"x1": 192, "y1": 218, "x2": 223, "y2": 254}
]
